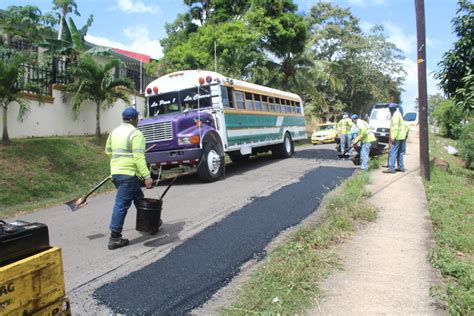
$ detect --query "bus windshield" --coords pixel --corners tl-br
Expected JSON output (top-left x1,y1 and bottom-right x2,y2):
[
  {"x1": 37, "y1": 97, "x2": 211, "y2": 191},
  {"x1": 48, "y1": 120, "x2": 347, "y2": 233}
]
[{"x1": 148, "y1": 85, "x2": 212, "y2": 116}]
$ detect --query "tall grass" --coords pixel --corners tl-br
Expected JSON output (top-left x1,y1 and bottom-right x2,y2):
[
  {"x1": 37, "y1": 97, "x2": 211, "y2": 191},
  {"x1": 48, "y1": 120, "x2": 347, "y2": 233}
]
[{"x1": 426, "y1": 134, "x2": 474, "y2": 315}]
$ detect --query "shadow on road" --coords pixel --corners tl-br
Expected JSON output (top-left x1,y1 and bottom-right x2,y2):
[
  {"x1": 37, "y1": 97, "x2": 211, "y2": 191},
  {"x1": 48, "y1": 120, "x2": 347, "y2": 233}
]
[
  {"x1": 128, "y1": 220, "x2": 185, "y2": 247},
  {"x1": 155, "y1": 146, "x2": 339, "y2": 187}
]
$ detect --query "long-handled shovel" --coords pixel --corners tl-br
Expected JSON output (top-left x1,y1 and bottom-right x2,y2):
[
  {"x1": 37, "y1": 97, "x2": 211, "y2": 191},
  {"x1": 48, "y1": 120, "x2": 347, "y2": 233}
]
[
  {"x1": 65, "y1": 144, "x2": 156, "y2": 211},
  {"x1": 65, "y1": 176, "x2": 112, "y2": 211}
]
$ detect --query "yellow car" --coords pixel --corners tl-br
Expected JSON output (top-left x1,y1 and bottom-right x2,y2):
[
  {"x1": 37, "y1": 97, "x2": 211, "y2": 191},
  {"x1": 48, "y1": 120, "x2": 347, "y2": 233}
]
[{"x1": 311, "y1": 123, "x2": 338, "y2": 144}]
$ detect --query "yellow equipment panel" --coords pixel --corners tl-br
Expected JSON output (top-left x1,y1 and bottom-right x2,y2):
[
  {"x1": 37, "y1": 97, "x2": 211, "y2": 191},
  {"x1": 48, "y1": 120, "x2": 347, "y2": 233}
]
[{"x1": 0, "y1": 247, "x2": 69, "y2": 315}]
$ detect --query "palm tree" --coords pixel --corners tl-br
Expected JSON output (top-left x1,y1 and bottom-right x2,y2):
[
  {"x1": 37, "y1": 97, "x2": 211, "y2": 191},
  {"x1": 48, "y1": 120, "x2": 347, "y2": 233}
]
[
  {"x1": 53, "y1": 0, "x2": 80, "y2": 41},
  {"x1": 62, "y1": 54, "x2": 133, "y2": 138},
  {"x1": 0, "y1": 51, "x2": 42, "y2": 145}
]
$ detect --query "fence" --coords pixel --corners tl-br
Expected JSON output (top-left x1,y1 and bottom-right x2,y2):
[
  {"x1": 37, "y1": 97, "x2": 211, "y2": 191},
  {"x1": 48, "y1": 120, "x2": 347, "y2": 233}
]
[
  {"x1": 114, "y1": 62, "x2": 155, "y2": 93},
  {"x1": 4, "y1": 54, "x2": 152, "y2": 96}
]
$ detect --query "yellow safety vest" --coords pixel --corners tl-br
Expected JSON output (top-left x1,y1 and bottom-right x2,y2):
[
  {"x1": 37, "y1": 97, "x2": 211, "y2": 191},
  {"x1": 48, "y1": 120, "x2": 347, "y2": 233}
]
[
  {"x1": 338, "y1": 118, "x2": 353, "y2": 135},
  {"x1": 353, "y1": 119, "x2": 376, "y2": 144},
  {"x1": 105, "y1": 123, "x2": 150, "y2": 178},
  {"x1": 390, "y1": 110, "x2": 409, "y2": 141}
]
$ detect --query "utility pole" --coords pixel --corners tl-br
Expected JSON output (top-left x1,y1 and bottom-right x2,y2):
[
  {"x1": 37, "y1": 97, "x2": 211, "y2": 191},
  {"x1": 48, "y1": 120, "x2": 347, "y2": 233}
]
[{"x1": 415, "y1": 0, "x2": 430, "y2": 180}]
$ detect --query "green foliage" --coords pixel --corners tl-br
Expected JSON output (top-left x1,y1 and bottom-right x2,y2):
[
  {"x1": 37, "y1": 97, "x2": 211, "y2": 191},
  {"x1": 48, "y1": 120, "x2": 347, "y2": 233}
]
[
  {"x1": 432, "y1": 98, "x2": 464, "y2": 139},
  {"x1": 306, "y1": 2, "x2": 404, "y2": 115},
  {"x1": 159, "y1": 20, "x2": 262, "y2": 79},
  {"x1": 0, "y1": 50, "x2": 43, "y2": 144},
  {"x1": 0, "y1": 5, "x2": 57, "y2": 46},
  {"x1": 425, "y1": 134, "x2": 474, "y2": 314},
  {"x1": 458, "y1": 123, "x2": 474, "y2": 168},
  {"x1": 436, "y1": 0, "x2": 474, "y2": 115},
  {"x1": 63, "y1": 54, "x2": 133, "y2": 137},
  {"x1": 53, "y1": 0, "x2": 80, "y2": 41}
]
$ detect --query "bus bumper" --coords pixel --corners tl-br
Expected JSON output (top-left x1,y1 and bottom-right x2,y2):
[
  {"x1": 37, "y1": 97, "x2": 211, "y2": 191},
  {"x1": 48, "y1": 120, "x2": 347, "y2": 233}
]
[{"x1": 145, "y1": 148, "x2": 203, "y2": 166}]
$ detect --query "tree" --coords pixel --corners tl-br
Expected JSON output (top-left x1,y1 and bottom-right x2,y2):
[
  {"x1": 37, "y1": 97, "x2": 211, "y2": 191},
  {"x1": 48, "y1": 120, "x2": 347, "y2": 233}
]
[
  {"x1": 52, "y1": 0, "x2": 80, "y2": 41},
  {"x1": 62, "y1": 55, "x2": 133, "y2": 138},
  {"x1": 158, "y1": 20, "x2": 262, "y2": 79},
  {"x1": 436, "y1": 0, "x2": 474, "y2": 114},
  {"x1": 0, "y1": 5, "x2": 57, "y2": 47},
  {"x1": 431, "y1": 98, "x2": 464, "y2": 139},
  {"x1": 0, "y1": 51, "x2": 42, "y2": 144},
  {"x1": 306, "y1": 2, "x2": 404, "y2": 115},
  {"x1": 245, "y1": 0, "x2": 308, "y2": 90}
]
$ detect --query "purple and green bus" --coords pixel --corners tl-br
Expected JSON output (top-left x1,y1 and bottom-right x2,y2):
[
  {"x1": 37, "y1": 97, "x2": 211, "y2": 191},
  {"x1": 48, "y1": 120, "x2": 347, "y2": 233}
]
[{"x1": 138, "y1": 70, "x2": 307, "y2": 182}]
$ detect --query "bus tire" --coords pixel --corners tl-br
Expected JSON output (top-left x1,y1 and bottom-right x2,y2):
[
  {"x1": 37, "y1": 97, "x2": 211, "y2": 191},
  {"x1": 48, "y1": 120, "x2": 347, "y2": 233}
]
[
  {"x1": 197, "y1": 142, "x2": 225, "y2": 182},
  {"x1": 228, "y1": 152, "x2": 250, "y2": 163},
  {"x1": 272, "y1": 132, "x2": 294, "y2": 158}
]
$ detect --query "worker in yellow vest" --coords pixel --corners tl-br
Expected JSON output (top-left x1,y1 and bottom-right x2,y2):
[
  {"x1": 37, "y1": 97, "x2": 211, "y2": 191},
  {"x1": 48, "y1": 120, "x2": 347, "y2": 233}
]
[
  {"x1": 383, "y1": 103, "x2": 410, "y2": 174},
  {"x1": 351, "y1": 114, "x2": 376, "y2": 170},
  {"x1": 105, "y1": 107, "x2": 153, "y2": 250},
  {"x1": 338, "y1": 112, "x2": 354, "y2": 156}
]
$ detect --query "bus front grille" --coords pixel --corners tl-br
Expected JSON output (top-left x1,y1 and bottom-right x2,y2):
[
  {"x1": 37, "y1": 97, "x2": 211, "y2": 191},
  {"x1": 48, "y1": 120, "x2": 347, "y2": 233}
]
[{"x1": 138, "y1": 121, "x2": 173, "y2": 142}]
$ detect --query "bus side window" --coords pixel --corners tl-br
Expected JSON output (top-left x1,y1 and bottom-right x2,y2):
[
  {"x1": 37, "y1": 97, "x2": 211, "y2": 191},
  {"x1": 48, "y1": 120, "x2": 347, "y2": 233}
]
[
  {"x1": 235, "y1": 91, "x2": 245, "y2": 109},
  {"x1": 227, "y1": 87, "x2": 234, "y2": 108},
  {"x1": 286, "y1": 100, "x2": 291, "y2": 113},
  {"x1": 221, "y1": 86, "x2": 230, "y2": 108},
  {"x1": 245, "y1": 92, "x2": 254, "y2": 111},
  {"x1": 254, "y1": 94, "x2": 262, "y2": 111},
  {"x1": 281, "y1": 99, "x2": 286, "y2": 113},
  {"x1": 275, "y1": 98, "x2": 281, "y2": 112},
  {"x1": 262, "y1": 95, "x2": 268, "y2": 112},
  {"x1": 269, "y1": 97, "x2": 275, "y2": 112}
]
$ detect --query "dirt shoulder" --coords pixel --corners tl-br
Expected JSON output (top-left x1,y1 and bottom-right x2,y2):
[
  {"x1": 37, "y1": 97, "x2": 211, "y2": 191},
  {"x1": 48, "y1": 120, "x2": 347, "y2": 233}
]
[{"x1": 313, "y1": 129, "x2": 445, "y2": 314}]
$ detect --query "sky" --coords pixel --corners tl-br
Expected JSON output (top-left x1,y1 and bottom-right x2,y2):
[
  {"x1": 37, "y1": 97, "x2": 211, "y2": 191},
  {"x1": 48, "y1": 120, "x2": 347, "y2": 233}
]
[{"x1": 0, "y1": 0, "x2": 460, "y2": 112}]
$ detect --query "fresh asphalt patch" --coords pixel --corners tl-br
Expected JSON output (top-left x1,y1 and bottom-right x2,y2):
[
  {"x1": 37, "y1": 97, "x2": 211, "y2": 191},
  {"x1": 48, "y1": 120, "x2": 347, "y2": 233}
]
[{"x1": 93, "y1": 166, "x2": 354, "y2": 314}]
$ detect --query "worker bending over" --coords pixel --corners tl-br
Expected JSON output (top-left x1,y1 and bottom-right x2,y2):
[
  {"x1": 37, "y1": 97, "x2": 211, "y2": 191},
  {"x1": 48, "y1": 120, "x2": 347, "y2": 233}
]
[
  {"x1": 105, "y1": 107, "x2": 153, "y2": 250},
  {"x1": 351, "y1": 114, "x2": 376, "y2": 171}
]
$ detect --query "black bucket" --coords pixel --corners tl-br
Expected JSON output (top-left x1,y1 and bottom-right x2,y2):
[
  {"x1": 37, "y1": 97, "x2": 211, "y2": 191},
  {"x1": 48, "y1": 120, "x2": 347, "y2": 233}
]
[{"x1": 136, "y1": 198, "x2": 163, "y2": 234}]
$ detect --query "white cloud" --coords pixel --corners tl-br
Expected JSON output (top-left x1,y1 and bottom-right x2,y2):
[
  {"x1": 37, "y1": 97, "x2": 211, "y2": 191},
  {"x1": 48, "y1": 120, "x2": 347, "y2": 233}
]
[
  {"x1": 123, "y1": 25, "x2": 162, "y2": 59},
  {"x1": 113, "y1": 0, "x2": 160, "y2": 14},
  {"x1": 400, "y1": 58, "x2": 441, "y2": 111},
  {"x1": 346, "y1": 0, "x2": 385, "y2": 6},
  {"x1": 384, "y1": 21, "x2": 416, "y2": 55},
  {"x1": 85, "y1": 24, "x2": 163, "y2": 59}
]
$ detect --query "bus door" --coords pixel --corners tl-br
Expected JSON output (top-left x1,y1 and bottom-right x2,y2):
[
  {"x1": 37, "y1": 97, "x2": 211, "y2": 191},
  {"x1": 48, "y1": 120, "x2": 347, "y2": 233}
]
[{"x1": 209, "y1": 84, "x2": 228, "y2": 151}]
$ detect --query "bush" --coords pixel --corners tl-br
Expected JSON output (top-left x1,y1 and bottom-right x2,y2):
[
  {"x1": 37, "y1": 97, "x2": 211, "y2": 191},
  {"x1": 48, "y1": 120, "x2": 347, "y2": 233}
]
[
  {"x1": 432, "y1": 99, "x2": 465, "y2": 139},
  {"x1": 459, "y1": 123, "x2": 474, "y2": 168}
]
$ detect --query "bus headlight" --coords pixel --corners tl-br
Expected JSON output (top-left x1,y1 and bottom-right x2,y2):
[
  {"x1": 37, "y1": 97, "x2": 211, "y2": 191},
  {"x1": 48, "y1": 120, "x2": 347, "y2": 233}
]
[{"x1": 178, "y1": 135, "x2": 200, "y2": 145}]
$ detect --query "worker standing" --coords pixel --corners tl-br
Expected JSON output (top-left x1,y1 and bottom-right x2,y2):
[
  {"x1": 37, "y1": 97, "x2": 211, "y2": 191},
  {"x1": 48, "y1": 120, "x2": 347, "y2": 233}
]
[
  {"x1": 105, "y1": 107, "x2": 153, "y2": 250},
  {"x1": 351, "y1": 114, "x2": 376, "y2": 171},
  {"x1": 383, "y1": 103, "x2": 409, "y2": 174},
  {"x1": 338, "y1": 112, "x2": 354, "y2": 156}
]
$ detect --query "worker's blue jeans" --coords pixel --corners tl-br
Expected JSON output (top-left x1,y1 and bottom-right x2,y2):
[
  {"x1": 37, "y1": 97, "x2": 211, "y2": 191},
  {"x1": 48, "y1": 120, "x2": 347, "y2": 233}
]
[
  {"x1": 341, "y1": 134, "x2": 352, "y2": 155},
  {"x1": 388, "y1": 140, "x2": 406, "y2": 172},
  {"x1": 360, "y1": 142, "x2": 373, "y2": 170},
  {"x1": 109, "y1": 175, "x2": 144, "y2": 236}
]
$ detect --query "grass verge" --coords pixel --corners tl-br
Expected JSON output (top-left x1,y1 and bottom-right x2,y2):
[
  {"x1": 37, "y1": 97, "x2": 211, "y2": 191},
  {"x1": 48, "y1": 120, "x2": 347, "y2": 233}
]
[
  {"x1": 222, "y1": 160, "x2": 380, "y2": 315},
  {"x1": 0, "y1": 136, "x2": 113, "y2": 217},
  {"x1": 425, "y1": 133, "x2": 474, "y2": 315}
]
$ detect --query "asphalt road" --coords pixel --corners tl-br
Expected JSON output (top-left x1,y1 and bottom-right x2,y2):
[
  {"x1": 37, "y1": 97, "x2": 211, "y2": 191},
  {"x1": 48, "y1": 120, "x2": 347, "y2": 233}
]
[{"x1": 9, "y1": 143, "x2": 354, "y2": 314}]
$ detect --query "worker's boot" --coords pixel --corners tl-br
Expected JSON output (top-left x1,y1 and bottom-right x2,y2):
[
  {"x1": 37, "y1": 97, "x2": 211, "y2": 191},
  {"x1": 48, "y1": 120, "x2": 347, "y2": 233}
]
[{"x1": 108, "y1": 237, "x2": 129, "y2": 250}]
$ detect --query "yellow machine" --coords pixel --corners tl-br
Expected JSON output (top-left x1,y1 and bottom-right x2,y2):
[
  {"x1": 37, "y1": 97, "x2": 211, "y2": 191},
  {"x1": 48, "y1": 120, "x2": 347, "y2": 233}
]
[{"x1": 0, "y1": 247, "x2": 71, "y2": 315}]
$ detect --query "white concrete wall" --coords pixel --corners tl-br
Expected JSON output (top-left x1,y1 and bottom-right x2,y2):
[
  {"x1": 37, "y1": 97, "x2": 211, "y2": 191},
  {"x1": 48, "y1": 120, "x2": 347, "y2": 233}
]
[{"x1": 3, "y1": 86, "x2": 146, "y2": 139}]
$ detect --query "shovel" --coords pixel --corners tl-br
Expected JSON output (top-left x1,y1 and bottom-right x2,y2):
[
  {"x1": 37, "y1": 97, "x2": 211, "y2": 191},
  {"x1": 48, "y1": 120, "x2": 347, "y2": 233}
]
[
  {"x1": 65, "y1": 176, "x2": 112, "y2": 211},
  {"x1": 65, "y1": 144, "x2": 157, "y2": 211}
]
